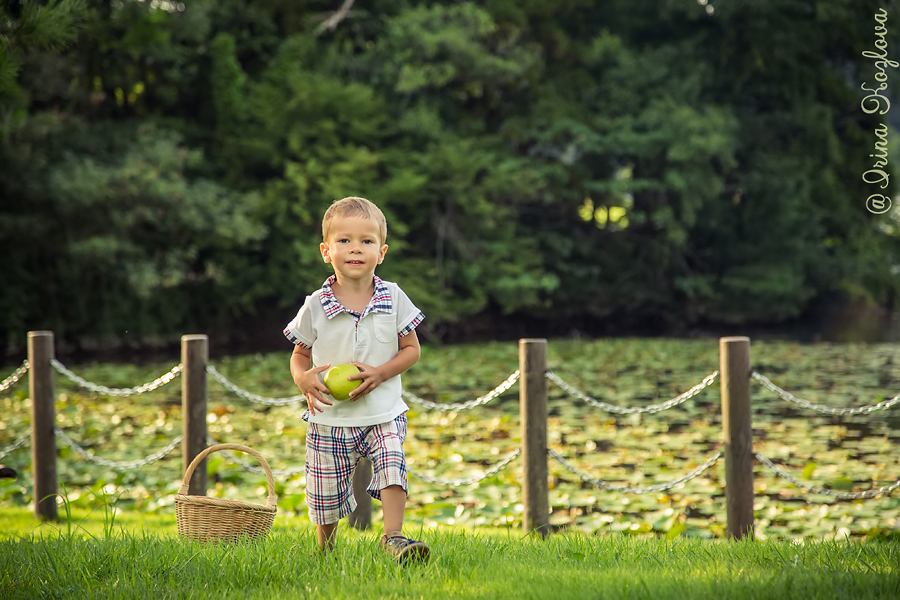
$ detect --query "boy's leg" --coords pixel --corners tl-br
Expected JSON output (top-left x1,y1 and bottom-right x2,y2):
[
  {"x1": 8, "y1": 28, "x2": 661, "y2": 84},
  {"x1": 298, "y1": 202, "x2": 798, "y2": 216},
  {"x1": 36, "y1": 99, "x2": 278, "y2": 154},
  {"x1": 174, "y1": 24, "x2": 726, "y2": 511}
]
[
  {"x1": 306, "y1": 422, "x2": 361, "y2": 552},
  {"x1": 363, "y1": 414, "x2": 409, "y2": 529},
  {"x1": 379, "y1": 483, "x2": 428, "y2": 563},
  {"x1": 317, "y1": 522, "x2": 339, "y2": 552},
  {"x1": 364, "y1": 414, "x2": 428, "y2": 562},
  {"x1": 380, "y1": 484, "x2": 407, "y2": 535}
]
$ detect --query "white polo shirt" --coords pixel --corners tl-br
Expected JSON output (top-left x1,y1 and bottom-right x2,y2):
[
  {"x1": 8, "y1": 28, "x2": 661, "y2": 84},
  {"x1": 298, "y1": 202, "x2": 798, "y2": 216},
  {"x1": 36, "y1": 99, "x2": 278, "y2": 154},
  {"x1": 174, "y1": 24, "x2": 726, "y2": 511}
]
[{"x1": 284, "y1": 275, "x2": 424, "y2": 427}]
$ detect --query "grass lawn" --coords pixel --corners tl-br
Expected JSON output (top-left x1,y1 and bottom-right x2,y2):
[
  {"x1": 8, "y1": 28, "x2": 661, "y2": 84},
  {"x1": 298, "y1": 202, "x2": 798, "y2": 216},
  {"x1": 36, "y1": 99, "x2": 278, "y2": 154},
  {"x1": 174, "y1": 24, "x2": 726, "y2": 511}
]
[
  {"x1": 0, "y1": 505, "x2": 178, "y2": 540},
  {"x1": 1, "y1": 507, "x2": 898, "y2": 599}
]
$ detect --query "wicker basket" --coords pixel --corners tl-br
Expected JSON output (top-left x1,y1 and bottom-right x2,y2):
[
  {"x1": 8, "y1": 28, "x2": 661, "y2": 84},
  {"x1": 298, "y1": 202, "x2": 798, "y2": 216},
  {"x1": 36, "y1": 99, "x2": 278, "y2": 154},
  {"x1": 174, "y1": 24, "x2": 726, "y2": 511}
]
[{"x1": 175, "y1": 443, "x2": 277, "y2": 543}]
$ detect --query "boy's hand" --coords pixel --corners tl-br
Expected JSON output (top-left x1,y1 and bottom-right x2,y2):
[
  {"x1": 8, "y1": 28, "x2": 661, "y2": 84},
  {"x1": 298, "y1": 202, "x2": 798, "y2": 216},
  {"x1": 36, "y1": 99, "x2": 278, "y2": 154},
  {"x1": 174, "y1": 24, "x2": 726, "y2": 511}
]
[
  {"x1": 296, "y1": 364, "x2": 333, "y2": 415},
  {"x1": 347, "y1": 362, "x2": 386, "y2": 400}
]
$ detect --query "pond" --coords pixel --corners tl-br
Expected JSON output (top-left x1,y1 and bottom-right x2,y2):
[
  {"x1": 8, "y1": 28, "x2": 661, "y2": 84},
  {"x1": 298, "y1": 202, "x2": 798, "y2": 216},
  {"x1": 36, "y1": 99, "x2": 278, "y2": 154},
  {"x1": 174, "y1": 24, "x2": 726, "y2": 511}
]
[
  {"x1": 403, "y1": 338, "x2": 900, "y2": 540},
  {"x1": 0, "y1": 337, "x2": 897, "y2": 541}
]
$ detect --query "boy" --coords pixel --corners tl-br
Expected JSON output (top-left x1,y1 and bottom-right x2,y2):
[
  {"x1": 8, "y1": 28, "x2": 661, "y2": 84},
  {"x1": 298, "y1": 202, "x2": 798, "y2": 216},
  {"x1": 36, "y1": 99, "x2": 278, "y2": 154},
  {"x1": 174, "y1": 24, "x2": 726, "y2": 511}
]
[{"x1": 284, "y1": 196, "x2": 429, "y2": 562}]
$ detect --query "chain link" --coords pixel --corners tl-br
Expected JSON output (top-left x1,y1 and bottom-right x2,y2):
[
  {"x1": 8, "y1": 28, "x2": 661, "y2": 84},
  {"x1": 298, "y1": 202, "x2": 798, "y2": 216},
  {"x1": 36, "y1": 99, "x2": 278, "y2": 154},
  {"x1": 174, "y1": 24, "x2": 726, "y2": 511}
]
[
  {"x1": 0, "y1": 361, "x2": 29, "y2": 392},
  {"x1": 410, "y1": 450, "x2": 521, "y2": 487},
  {"x1": 403, "y1": 371, "x2": 520, "y2": 412},
  {"x1": 51, "y1": 359, "x2": 182, "y2": 397},
  {"x1": 54, "y1": 428, "x2": 182, "y2": 469},
  {"x1": 0, "y1": 432, "x2": 30, "y2": 461},
  {"x1": 548, "y1": 448, "x2": 722, "y2": 494},
  {"x1": 546, "y1": 371, "x2": 719, "y2": 415},
  {"x1": 206, "y1": 365, "x2": 304, "y2": 406},
  {"x1": 206, "y1": 436, "x2": 305, "y2": 478},
  {"x1": 752, "y1": 372, "x2": 900, "y2": 416},
  {"x1": 755, "y1": 453, "x2": 900, "y2": 500}
]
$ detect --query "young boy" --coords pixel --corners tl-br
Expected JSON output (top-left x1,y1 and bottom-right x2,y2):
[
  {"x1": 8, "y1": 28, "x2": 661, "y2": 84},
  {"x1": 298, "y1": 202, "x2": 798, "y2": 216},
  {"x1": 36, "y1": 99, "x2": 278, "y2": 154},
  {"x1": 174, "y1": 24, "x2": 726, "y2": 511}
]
[{"x1": 284, "y1": 196, "x2": 429, "y2": 562}]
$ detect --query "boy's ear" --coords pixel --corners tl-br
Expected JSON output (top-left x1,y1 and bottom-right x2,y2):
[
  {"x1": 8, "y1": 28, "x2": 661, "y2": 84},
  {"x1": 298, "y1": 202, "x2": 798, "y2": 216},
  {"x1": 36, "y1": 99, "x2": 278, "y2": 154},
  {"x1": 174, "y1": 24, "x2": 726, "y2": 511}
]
[
  {"x1": 320, "y1": 242, "x2": 331, "y2": 263},
  {"x1": 378, "y1": 243, "x2": 388, "y2": 264}
]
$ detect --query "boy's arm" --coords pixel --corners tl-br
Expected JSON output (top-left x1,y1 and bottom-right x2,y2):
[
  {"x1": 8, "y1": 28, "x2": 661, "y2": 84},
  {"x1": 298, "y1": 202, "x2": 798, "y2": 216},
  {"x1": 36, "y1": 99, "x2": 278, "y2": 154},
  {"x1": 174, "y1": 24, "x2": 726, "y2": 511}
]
[
  {"x1": 290, "y1": 345, "x2": 333, "y2": 415},
  {"x1": 348, "y1": 330, "x2": 421, "y2": 400}
]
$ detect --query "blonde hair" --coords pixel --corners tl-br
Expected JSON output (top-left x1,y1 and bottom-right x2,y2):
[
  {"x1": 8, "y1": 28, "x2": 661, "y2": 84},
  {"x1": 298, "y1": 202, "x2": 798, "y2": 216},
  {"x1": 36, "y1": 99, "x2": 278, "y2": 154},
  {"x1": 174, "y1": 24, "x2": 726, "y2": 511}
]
[{"x1": 322, "y1": 197, "x2": 387, "y2": 244}]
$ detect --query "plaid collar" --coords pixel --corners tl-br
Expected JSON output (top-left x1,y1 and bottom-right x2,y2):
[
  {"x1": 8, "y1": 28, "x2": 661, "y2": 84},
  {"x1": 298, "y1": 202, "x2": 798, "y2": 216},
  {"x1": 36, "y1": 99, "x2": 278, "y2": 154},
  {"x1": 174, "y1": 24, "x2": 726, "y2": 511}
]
[{"x1": 319, "y1": 275, "x2": 393, "y2": 320}]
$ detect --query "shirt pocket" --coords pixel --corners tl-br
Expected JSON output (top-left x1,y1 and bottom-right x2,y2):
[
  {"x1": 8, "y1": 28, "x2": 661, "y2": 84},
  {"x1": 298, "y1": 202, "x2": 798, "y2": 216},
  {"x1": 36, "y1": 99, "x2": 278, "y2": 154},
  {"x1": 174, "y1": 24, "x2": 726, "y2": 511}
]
[{"x1": 373, "y1": 313, "x2": 397, "y2": 343}]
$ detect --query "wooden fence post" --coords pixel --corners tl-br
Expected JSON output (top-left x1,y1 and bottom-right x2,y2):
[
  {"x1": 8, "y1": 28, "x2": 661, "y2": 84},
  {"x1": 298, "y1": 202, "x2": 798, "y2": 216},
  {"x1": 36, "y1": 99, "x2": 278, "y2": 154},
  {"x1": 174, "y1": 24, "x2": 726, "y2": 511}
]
[
  {"x1": 29, "y1": 331, "x2": 57, "y2": 521},
  {"x1": 520, "y1": 338, "x2": 549, "y2": 537},
  {"x1": 719, "y1": 336, "x2": 754, "y2": 539},
  {"x1": 348, "y1": 458, "x2": 373, "y2": 530},
  {"x1": 182, "y1": 334, "x2": 208, "y2": 496}
]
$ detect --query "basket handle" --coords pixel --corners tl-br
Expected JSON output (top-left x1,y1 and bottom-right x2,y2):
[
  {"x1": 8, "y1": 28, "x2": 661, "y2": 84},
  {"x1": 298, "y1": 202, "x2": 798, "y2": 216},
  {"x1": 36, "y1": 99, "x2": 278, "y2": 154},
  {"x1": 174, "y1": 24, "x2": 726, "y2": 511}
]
[{"x1": 178, "y1": 443, "x2": 277, "y2": 508}]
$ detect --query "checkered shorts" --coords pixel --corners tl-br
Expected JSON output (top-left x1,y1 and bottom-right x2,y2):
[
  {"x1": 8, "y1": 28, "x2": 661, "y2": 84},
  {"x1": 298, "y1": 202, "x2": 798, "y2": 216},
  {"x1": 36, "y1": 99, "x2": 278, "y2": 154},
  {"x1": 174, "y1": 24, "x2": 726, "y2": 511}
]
[{"x1": 305, "y1": 413, "x2": 408, "y2": 525}]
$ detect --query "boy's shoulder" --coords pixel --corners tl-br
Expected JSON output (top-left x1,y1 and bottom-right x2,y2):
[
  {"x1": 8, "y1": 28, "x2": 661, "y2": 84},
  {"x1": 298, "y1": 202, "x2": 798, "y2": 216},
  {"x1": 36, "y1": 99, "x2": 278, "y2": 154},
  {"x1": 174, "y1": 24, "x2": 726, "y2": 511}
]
[
  {"x1": 378, "y1": 279, "x2": 416, "y2": 305},
  {"x1": 302, "y1": 287, "x2": 327, "y2": 304},
  {"x1": 378, "y1": 278, "x2": 401, "y2": 292},
  {"x1": 294, "y1": 286, "x2": 329, "y2": 317},
  {"x1": 378, "y1": 277, "x2": 415, "y2": 292}
]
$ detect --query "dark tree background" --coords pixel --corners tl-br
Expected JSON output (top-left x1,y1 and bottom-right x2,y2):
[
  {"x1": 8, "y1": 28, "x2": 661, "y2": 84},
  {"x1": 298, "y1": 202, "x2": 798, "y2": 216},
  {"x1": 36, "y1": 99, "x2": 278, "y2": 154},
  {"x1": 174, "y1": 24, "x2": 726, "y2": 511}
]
[{"x1": 1, "y1": 0, "x2": 899, "y2": 353}]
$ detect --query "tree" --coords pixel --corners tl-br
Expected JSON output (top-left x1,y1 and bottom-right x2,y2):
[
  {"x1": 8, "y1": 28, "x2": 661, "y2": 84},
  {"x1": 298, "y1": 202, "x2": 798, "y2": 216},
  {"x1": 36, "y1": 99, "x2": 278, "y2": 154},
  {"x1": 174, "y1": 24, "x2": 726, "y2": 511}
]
[
  {"x1": 0, "y1": 0, "x2": 85, "y2": 134},
  {"x1": 2, "y1": 0, "x2": 898, "y2": 350},
  {"x1": 0, "y1": 117, "x2": 265, "y2": 344}
]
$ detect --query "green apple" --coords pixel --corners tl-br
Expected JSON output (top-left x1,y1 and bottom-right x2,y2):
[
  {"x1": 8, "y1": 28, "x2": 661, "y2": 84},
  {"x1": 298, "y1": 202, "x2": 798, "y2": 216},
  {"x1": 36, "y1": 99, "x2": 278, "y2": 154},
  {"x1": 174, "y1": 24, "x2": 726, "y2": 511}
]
[{"x1": 323, "y1": 363, "x2": 362, "y2": 400}]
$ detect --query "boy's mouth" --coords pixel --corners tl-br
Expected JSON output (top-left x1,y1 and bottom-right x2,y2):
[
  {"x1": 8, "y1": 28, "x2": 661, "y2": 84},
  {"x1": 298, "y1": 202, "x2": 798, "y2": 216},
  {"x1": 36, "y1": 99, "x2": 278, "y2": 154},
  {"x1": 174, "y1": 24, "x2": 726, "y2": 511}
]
[{"x1": 347, "y1": 260, "x2": 364, "y2": 265}]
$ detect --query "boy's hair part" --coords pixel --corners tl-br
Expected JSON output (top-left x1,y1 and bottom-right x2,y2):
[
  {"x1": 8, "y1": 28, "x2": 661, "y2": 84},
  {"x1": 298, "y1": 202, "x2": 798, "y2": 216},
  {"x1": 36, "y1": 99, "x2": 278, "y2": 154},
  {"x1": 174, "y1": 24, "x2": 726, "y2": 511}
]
[{"x1": 322, "y1": 197, "x2": 388, "y2": 244}]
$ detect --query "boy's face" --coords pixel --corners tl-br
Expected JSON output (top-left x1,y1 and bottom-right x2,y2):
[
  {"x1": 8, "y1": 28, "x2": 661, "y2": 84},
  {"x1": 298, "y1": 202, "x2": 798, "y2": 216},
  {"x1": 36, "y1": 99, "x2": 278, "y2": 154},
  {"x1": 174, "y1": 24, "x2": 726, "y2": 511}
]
[{"x1": 320, "y1": 216, "x2": 388, "y2": 284}]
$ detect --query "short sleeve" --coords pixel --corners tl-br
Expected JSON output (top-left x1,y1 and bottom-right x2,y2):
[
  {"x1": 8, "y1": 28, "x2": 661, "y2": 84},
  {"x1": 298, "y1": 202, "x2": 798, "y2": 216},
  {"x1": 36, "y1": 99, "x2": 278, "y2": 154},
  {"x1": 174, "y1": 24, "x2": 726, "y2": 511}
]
[
  {"x1": 392, "y1": 285, "x2": 425, "y2": 338},
  {"x1": 283, "y1": 295, "x2": 317, "y2": 349}
]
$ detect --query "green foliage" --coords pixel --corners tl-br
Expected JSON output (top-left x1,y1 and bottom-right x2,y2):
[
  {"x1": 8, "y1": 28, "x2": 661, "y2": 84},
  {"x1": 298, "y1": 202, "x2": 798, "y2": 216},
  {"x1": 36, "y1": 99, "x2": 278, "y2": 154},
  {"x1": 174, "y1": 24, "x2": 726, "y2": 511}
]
[
  {"x1": 0, "y1": 0, "x2": 85, "y2": 129},
  {"x1": 7, "y1": 0, "x2": 84, "y2": 50},
  {"x1": 2, "y1": 0, "x2": 899, "y2": 345},
  {"x1": 209, "y1": 32, "x2": 246, "y2": 135},
  {"x1": 0, "y1": 116, "x2": 265, "y2": 342}
]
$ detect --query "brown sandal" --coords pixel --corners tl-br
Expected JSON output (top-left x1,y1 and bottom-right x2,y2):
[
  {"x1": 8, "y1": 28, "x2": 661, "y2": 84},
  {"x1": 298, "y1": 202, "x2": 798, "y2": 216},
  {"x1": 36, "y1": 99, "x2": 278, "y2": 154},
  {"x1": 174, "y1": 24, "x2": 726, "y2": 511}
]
[{"x1": 380, "y1": 532, "x2": 430, "y2": 564}]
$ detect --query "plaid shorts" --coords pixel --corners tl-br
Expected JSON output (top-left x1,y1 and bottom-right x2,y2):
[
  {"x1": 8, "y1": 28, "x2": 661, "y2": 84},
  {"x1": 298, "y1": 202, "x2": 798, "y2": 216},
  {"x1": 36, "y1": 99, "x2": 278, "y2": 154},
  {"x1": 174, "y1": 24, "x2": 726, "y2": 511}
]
[{"x1": 305, "y1": 413, "x2": 408, "y2": 525}]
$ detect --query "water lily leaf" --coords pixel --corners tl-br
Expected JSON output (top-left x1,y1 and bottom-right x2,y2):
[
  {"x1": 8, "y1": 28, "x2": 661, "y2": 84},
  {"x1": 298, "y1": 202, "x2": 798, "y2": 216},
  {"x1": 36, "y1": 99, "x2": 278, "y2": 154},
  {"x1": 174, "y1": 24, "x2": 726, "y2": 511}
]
[
  {"x1": 666, "y1": 520, "x2": 686, "y2": 540},
  {"x1": 278, "y1": 493, "x2": 305, "y2": 511},
  {"x1": 828, "y1": 477, "x2": 855, "y2": 491},
  {"x1": 627, "y1": 522, "x2": 653, "y2": 534},
  {"x1": 207, "y1": 455, "x2": 224, "y2": 475},
  {"x1": 801, "y1": 461, "x2": 817, "y2": 480}
]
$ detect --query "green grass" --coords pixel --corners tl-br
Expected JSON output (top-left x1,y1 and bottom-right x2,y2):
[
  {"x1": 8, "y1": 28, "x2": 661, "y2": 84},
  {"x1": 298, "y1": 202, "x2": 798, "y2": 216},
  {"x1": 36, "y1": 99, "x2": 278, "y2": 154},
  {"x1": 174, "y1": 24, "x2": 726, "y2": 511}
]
[
  {"x1": 1, "y1": 515, "x2": 898, "y2": 600},
  {"x1": 0, "y1": 506, "x2": 177, "y2": 540}
]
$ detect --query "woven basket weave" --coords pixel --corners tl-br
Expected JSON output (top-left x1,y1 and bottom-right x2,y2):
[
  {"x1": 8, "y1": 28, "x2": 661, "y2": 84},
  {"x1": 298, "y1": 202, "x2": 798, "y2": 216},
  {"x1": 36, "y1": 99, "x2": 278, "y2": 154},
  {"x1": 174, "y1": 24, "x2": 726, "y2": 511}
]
[{"x1": 175, "y1": 443, "x2": 277, "y2": 543}]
